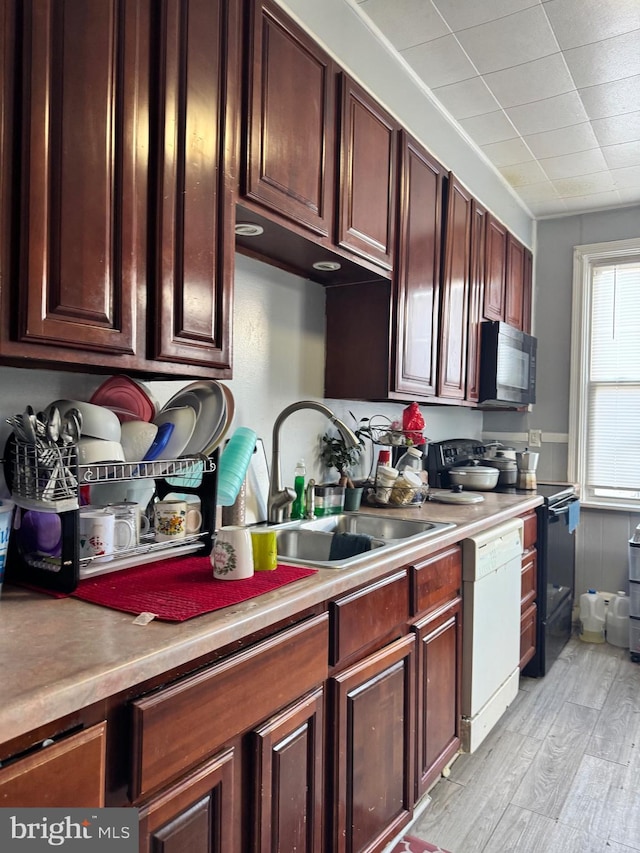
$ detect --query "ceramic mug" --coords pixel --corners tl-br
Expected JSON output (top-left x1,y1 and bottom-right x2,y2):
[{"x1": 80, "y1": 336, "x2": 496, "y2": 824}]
[
  {"x1": 212, "y1": 526, "x2": 254, "y2": 579},
  {"x1": 250, "y1": 528, "x2": 277, "y2": 571},
  {"x1": 79, "y1": 508, "x2": 119, "y2": 562},
  {"x1": 107, "y1": 501, "x2": 150, "y2": 547},
  {"x1": 154, "y1": 499, "x2": 202, "y2": 542}
]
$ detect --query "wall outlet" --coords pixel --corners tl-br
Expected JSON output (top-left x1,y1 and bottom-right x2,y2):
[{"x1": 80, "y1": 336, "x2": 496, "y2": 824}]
[{"x1": 528, "y1": 429, "x2": 542, "y2": 447}]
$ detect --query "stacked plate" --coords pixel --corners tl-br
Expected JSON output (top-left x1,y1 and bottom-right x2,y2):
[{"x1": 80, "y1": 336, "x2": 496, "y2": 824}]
[{"x1": 155, "y1": 381, "x2": 234, "y2": 458}]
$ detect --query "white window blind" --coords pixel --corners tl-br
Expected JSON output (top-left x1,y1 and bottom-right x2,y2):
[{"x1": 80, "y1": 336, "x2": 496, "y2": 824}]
[{"x1": 571, "y1": 243, "x2": 640, "y2": 509}]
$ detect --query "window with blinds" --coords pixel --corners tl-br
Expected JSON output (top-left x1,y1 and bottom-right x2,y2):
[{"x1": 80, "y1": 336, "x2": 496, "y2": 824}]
[{"x1": 570, "y1": 240, "x2": 640, "y2": 509}]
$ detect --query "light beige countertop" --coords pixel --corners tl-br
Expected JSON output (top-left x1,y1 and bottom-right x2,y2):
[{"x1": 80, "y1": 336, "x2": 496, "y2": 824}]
[{"x1": 0, "y1": 490, "x2": 542, "y2": 747}]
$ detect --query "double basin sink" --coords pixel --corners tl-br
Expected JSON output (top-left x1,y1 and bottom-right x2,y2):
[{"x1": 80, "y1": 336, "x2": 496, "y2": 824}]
[{"x1": 271, "y1": 512, "x2": 456, "y2": 569}]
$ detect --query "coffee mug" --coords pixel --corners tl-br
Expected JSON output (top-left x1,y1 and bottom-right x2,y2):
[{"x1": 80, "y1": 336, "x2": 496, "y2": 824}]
[
  {"x1": 107, "y1": 501, "x2": 150, "y2": 547},
  {"x1": 212, "y1": 526, "x2": 254, "y2": 579},
  {"x1": 79, "y1": 508, "x2": 119, "y2": 562},
  {"x1": 250, "y1": 528, "x2": 277, "y2": 571},
  {"x1": 154, "y1": 499, "x2": 202, "y2": 542}
]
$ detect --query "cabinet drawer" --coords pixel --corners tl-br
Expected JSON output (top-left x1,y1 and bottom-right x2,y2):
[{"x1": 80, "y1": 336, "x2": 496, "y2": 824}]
[
  {"x1": 521, "y1": 548, "x2": 537, "y2": 611},
  {"x1": 131, "y1": 614, "x2": 328, "y2": 800},
  {"x1": 521, "y1": 511, "x2": 537, "y2": 552},
  {"x1": 0, "y1": 722, "x2": 106, "y2": 807},
  {"x1": 411, "y1": 545, "x2": 462, "y2": 616},
  {"x1": 330, "y1": 570, "x2": 409, "y2": 666}
]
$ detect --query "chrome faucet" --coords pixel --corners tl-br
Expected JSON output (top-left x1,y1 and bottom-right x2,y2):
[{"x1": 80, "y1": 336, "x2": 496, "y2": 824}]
[{"x1": 268, "y1": 401, "x2": 360, "y2": 524}]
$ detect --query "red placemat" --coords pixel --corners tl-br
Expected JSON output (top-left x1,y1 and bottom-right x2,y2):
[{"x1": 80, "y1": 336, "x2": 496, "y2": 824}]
[{"x1": 67, "y1": 556, "x2": 317, "y2": 621}]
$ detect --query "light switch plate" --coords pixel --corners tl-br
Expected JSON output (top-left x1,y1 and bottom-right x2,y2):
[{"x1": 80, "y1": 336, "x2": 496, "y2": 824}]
[{"x1": 528, "y1": 429, "x2": 542, "y2": 447}]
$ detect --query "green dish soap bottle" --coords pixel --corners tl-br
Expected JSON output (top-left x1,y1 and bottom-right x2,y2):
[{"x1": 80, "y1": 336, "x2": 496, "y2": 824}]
[{"x1": 291, "y1": 459, "x2": 306, "y2": 519}]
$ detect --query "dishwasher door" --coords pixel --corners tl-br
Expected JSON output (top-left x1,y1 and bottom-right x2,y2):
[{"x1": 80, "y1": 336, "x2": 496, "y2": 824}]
[{"x1": 461, "y1": 517, "x2": 523, "y2": 752}]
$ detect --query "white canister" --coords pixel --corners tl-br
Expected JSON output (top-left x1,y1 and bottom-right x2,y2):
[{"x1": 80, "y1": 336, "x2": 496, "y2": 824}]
[
  {"x1": 579, "y1": 589, "x2": 605, "y2": 643},
  {"x1": 374, "y1": 466, "x2": 399, "y2": 504},
  {"x1": 212, "y1": 526, "x2": 254, "y2": 580},
  {"x1": 606, "y1": 591, "x2": 630, "y2": 648}
]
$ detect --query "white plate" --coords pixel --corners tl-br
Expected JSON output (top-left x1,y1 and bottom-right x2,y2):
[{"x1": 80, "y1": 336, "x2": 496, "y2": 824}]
[
  {"x1": 162, "y1": 381, "x2": 226, "y2": 456},
  {"x1": 203, "y1": 383, "x2": 234, "y2": 455},
  {"x1": 152, "y1": 406, "x2": 197, "y2": 459}
]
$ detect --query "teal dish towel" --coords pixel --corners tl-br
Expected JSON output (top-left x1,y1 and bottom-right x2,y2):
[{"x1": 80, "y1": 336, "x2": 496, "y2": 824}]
[
  {"x1": 329, "y1": 532, "x2": 372, "y2": 560},
  {"x1": 566, "y1": 499, "x2": 580, "y2": 534}
]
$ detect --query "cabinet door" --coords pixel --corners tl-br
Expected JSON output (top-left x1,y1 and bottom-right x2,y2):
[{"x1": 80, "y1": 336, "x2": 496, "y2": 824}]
[
  {"x1": 466, "y1": 200, "x2": 486, "y2": 402},
  {"x1": 520, "y1": 603, "x2": 537, "y2": 671},
  {"x1": 250, "y1": 689, "x2": 324, "y2": 853},
  {"x1": 505, "y1": 233, "x2": 525, "y2": 330},
  {"x1": 152, "y1": 0, "x2": 236, "y2": 370},
  {"x1": 438, "y1": 174, "x2": 472, "y2": 400},
  {"x1": 393, "y1": 132, "x2": 443, "y2": 398},
  {"x1": 483, "y1": 213, "x2": 507, "y2": 322},
  {"x1": 243, "y1": 0, "x2": 335, "y2": 237},
  {"x1": 138, "y1": 748, "x2": 236, "y2": 853},
  {"x1": 0, "y1": 722, "x2": 106, "y2": 807},
  {"x1": 522, "y1": 247, "x2": 533, "y2": 334},
  {"x1": 12, "y1": 0, "x2": 146, "y2": 357},
  {"x1": 337, "y1": 74, "x2": 397, "y2": 270},
  {"x1": 328, "y1": 635, "x2": 415, "y2": 853},
  {"x1": 413, "y1": 598, "x2": 462, "y2": 797}
]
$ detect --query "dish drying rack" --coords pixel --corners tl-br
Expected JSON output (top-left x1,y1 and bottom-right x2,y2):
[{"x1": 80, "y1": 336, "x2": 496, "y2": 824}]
[
  {"x1": 4, "y1": 434, "x2": 218, "y2": 593},
  {"x1": 358, "y1": 415, "x2": 430, "y2": 508}
]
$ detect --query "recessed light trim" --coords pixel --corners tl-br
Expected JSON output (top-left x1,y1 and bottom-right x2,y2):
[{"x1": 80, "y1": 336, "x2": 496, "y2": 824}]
[
  {"x1": 235, "y1": 222, "x2": 264, "y2": 237},
  {"x1": 312, "y1": 260, "x2": 342, "y2": 271}
]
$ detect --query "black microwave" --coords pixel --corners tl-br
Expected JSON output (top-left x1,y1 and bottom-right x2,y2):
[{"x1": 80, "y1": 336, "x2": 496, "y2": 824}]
[{"x1": 479, "y1": 321, "x2": 537, "y2": 407}]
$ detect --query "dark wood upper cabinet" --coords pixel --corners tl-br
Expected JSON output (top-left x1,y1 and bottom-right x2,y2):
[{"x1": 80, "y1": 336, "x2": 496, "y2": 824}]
[
  {"x1": 483, "y1": 213, "x2": 507, "y2": 322},
  {"x1": 438, "y1": 174, "x2": 472, "y2": 400},
  {"x1": 522, "y1": 247, "x2": 533, "y2": 334},
  {"x1": 151, "y1": 0, "x2": 237, "y2": 370},
  {"x1": 466, "y1": 200, "x2": 486, "y2": 403},
  {"x1": 505, "y1": 232, "x2": 525, "y2": 331},
  {"x1": 337, "y1": 74, "x2": 397, "y2": 271},
  {"x1": 242, "y1": 0, "x2": 335, "y2": 237},
  {"x1": 393, "y1": 132, "x2": 444, "y2": 399},
  {"x1": 1, "y1": 0, "x2": 237, "y2": 378},
  {"x1": 12, "y1": 0, "x2": 146, "y2": 357}
]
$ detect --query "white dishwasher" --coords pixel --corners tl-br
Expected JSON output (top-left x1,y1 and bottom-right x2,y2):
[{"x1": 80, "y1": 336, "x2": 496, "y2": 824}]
[{"x1": 460, "y1": 517, "x2": 524, "y2": 753}]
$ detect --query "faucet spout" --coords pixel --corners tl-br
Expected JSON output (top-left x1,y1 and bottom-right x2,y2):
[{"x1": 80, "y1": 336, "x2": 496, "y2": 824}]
[{"x1": 268, "y1": 401, "x2": 359, "y2": 524}]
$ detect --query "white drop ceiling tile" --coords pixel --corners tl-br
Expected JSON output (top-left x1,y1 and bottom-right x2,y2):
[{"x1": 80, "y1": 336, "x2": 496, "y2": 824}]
[
  {"x1": 578, "y1": 76, "x2": 640, "y2": 121},
  {"x1": 553, "y1": 172, "x2": 616, "y2": 197},
  {"x1": 498, "y1": 160, "x2": 548, "y2": 187},
  {"x1": 544, "y1": 0, "x2": 640, "y2": 50},
  {"x1": 431, "y1": 77, "x2": 501, "y2": 119},
  {"x1": 592, "y1": 111, "x2": 640, "y2": 147},
  {"x1": 432, "y1": 0, "x2": 541, "y2": 31},
  {"x1": 563, "y1": 31, "x2": 640, "y2": 89},
  {"x1": 506, "y1": 91, "x2": 589, "y2": 136},
  {"x1": 401, "y1": 35, "x2": 477, "y2": 89},
  {"x1": 357, "y1": 0, "x2": 451, "y2": 50},
  {"x1": 483, "y1": 53, "x2": 574, "y2": 108},
  {"x1": 602, "y1": 141, "x2": 640, "y2": 170},
  {"x1": 524, "y1": 198, "x2": 566, "y2": 216},
  {"x1": 455, "y1": 6, "x2": 559, "y2": 74},
  {"x1": 561, "y1": 190, "x2": 623, "y2": 212},
  {"x1": 524, "y1": 122, "x2": 600, "y2": 158},
  {"x1": 482, "y1": 137, "x2": 536, "y2": 168},
  {"x1": 540, "y1": 149, "x2": 608, "y2": 181},
  {"x1": 617, "y1": 187, "x2": 640, "y2": 204},
  {"x1": 516, "y1": 181, "x2": 563, "y2": 203},
  {"x1": 611, "y1": 165, "x2": 640, "y2": 188},
  {"x1": 459, "y1": 110, "x2": 518, "y2": 146}
]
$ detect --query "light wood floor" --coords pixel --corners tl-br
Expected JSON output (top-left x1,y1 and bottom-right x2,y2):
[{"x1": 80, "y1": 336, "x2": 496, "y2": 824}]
[{"x1": 410, "y1": 636, "x2": 640, "y2": 852}]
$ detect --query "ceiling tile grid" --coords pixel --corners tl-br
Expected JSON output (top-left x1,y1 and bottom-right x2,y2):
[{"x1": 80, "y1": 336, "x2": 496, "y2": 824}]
[{"x1": 356, "y1": 0, "x2": 640, "y2": 218}]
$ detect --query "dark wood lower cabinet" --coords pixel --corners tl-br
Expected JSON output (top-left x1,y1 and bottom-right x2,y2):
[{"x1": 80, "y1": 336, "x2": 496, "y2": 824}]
[
  {"x1": 138, "y1": 748, "x2": 236, "y2": 853},
  {"x1": 413, "y1": 598, "x2": 462, "y2": 797},
  {"x1": 328, "y1": 634, "x2": 415, "y2": 853},
  {"x1": 251, "y1": 688, "x2": 324, "y2": 853}
]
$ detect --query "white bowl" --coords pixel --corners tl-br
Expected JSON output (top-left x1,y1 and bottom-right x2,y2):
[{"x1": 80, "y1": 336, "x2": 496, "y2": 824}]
[
  {"x1": 120, "y1": 420, "x2": 158, "y2": 463},
  {"x1": 49, "y1": 399, "x2": 122, "y2": 442},
  {"x1": 76, "y1": 438, "x2": 126, "y2": 466}
]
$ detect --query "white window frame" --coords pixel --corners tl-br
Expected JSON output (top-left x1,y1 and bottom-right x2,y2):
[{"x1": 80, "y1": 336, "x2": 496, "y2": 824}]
[{"x1": 569, "y1": 237, "x2": 640, "y2": 511}]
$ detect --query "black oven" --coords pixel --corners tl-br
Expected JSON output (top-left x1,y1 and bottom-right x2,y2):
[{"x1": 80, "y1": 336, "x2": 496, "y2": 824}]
[{"x1": 522, "y1": 485, "x2": 579, "y2": 678}]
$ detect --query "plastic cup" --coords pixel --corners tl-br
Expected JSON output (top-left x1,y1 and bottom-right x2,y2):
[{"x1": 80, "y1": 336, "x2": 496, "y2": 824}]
[{"x1": 251, "y1": 528, "x2": 278, "y2": 571}]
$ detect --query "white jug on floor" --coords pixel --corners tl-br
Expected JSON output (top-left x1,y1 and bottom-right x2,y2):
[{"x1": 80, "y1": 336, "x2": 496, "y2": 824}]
[
  {"x1": 607, "y1": 591, "x2": 630, "y2": 648},
  {"x1": 579, "y1": 589, "x2": 605, "y2": 643}
]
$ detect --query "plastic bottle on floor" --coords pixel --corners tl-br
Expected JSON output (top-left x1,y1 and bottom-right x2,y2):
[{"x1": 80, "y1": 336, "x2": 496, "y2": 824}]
[
  {"x1": 606, "y1": 591, "x2": 630, "y2": 648},
  {"x1": 579, "y1": 589, "x2": 605, "y2": 643}
]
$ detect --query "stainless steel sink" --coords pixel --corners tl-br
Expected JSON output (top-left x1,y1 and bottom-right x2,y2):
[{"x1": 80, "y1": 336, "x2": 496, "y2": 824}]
[{"x1": 272, "y1": 512, "x2": 455, "y2": 569}]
